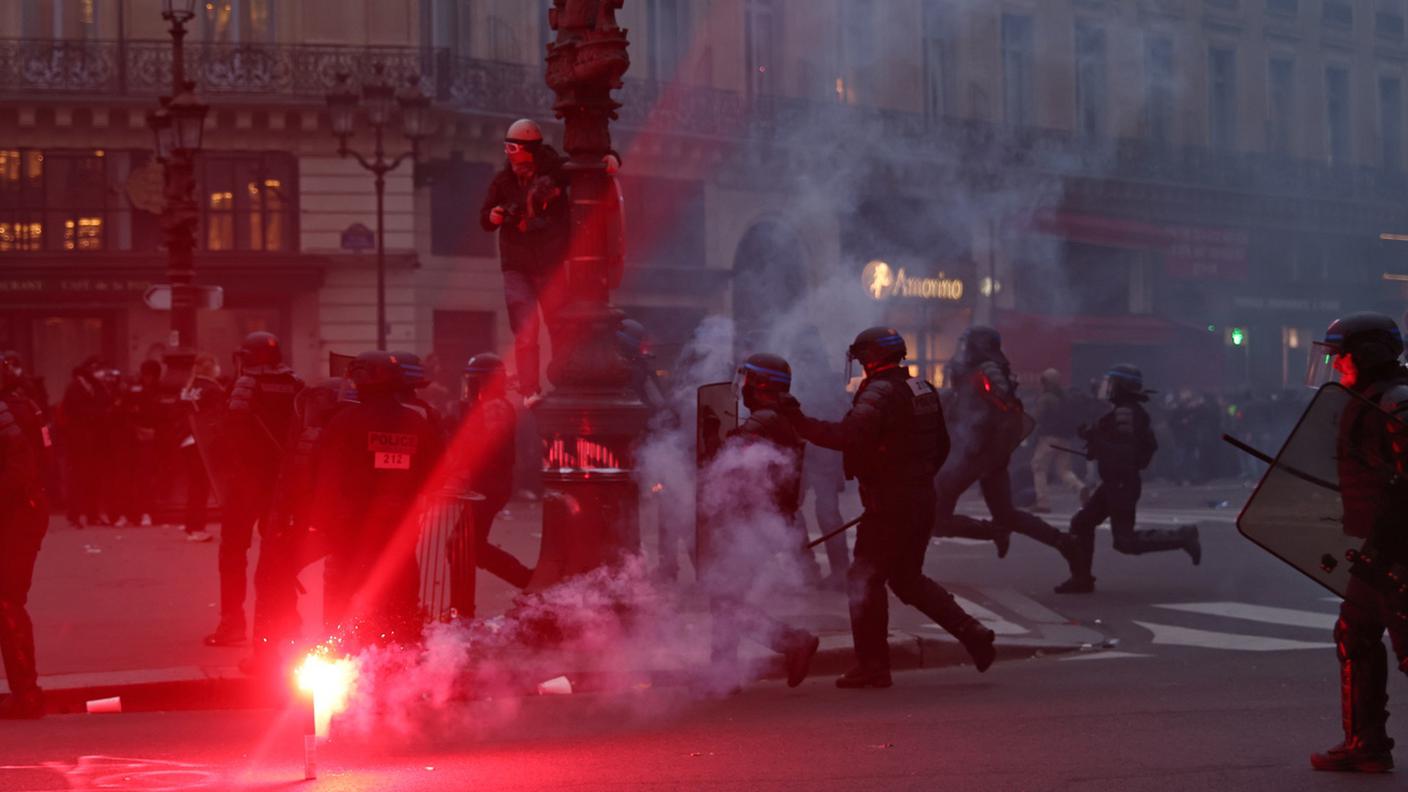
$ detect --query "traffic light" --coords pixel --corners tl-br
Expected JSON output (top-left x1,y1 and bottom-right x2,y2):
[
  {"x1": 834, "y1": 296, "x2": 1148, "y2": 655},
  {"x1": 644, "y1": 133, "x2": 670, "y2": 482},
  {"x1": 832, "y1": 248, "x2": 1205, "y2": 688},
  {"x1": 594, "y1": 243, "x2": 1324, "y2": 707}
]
[{"x1": 1230, "y1": 327, "x2": 1246, "y2": 346}]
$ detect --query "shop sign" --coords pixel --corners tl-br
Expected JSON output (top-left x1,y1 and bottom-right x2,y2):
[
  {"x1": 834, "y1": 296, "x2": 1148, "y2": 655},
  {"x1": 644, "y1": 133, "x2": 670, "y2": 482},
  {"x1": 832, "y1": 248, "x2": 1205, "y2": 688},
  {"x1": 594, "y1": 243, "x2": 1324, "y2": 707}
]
[{"x1": 861, "y1": 260, "x2": 964, "y2": 302}]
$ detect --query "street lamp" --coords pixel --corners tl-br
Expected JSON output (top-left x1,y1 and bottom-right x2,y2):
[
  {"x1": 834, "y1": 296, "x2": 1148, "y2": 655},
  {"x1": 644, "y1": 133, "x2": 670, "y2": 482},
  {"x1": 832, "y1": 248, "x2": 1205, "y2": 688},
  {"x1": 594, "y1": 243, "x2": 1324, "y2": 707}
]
[
  {"x1": 149, "y1": 0, "x2": 208, "y2": 384},
  {"x1": 324, "y1": 67, "x2": 430, "y2": 351}
]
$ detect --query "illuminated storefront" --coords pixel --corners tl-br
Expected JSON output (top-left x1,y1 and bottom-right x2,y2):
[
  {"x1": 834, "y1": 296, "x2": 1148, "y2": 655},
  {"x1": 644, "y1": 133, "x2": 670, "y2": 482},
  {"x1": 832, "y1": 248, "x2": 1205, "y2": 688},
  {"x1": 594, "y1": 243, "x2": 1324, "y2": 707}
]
[{"x1": 859, "y1": 258, "x2": 974, "y2": 387}]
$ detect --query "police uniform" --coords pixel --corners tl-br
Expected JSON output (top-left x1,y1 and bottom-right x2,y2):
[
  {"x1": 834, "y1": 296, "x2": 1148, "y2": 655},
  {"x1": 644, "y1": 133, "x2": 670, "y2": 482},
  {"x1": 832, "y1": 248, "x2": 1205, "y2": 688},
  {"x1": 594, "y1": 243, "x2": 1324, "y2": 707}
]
[
  {"x1": 451, "y1": 391, "x2": 532, "y2": 616},
  {"x1": 0, "y1": 381, "x2": 50, "y2": 716},
  {"x1": 796, "y1": 362, "x2": 992, "y2": 684}
]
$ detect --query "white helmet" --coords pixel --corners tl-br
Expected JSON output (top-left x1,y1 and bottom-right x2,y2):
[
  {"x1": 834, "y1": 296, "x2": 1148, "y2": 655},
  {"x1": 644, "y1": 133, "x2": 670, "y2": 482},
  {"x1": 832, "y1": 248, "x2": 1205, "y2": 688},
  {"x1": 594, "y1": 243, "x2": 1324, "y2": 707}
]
[{"x1": 505, "y1": 118, "x2": 543, "y2": 145}]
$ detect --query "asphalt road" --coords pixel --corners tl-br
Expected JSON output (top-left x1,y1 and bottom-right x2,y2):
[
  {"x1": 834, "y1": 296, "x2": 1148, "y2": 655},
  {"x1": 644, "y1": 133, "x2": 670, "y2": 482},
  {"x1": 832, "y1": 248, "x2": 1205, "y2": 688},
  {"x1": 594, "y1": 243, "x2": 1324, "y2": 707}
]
[{"x1": 1, "y1": 500, "x2": 1399, "y2": 791}]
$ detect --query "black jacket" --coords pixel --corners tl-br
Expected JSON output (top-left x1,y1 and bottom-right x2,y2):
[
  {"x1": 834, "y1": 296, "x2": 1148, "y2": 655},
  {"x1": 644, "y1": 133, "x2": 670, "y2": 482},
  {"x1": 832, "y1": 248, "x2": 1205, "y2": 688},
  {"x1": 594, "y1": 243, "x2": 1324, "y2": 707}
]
[
  {"x1": 798, "y1": 367, "x2": 949, "y2": 487},
  {"x1": 730, "y1": 406, "x2": 805, "y2": 516},
  {"x1": 1085, "y1": 399, "x2": 1158, "y2": 481},
  {"x1": 478, "y1": 145, "x2": 571, "y2": 275}
]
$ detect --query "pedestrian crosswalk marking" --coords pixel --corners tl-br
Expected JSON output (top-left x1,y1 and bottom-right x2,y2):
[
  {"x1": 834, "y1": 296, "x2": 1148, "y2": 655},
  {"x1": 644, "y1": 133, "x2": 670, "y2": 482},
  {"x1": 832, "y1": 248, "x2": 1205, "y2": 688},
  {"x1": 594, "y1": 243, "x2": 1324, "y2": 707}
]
[
  {"x1": 1059, "y1": 651, "x2": 1153, "y2": 662},
  {"x1": 1154, "y1": 602, "x2": 1336, "y2": 630},
  {"x1": 953, "y1": 596, "x2": 1029, "y2": 636},
  {"x1": 1133, "y1": 621, "x2": 1334, "y2": 652}
]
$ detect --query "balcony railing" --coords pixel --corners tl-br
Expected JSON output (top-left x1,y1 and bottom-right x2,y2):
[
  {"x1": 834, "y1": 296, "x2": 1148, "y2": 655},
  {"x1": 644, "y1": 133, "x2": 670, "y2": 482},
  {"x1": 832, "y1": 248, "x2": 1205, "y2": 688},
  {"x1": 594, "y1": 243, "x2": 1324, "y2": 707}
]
[{"x1": 2, "y1": 38, "x2": 1405, "y2": 205}]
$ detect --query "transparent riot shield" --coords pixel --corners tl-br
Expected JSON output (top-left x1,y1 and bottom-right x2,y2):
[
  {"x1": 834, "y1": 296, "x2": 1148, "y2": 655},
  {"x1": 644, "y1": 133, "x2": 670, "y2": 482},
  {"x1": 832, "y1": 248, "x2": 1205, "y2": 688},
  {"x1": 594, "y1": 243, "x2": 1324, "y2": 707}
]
[
  {"x1": 1237, "y1": 383, "x2": 1385, "y2": 598},
  {"x1": 189, "y1": 410, "x2": 237, "y2": 505},
  {"x1": 695, "y1": 382, "x2": 739, "y2": 575}
]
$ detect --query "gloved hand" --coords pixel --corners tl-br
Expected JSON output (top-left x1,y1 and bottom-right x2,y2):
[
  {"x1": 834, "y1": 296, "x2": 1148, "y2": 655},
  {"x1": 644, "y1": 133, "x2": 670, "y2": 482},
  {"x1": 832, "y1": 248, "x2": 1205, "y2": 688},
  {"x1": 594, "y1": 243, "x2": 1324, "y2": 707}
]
[{"x1": 489, "y1": 206, "x2": 507, "y2": 226}]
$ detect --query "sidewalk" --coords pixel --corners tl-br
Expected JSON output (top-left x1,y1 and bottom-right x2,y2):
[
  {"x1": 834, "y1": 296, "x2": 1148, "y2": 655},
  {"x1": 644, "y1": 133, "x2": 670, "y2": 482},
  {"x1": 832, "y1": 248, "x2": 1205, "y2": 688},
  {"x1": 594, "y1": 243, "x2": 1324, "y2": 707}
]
[{"x1": 5, "y1": 499, "x2": 1111, "y2": 712}]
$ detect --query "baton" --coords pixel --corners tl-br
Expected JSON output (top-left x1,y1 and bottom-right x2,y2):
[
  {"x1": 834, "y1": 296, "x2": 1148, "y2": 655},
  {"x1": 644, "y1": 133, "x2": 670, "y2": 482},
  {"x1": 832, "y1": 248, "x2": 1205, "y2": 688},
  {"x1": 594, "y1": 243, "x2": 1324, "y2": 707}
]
[
  {"x1": 1221, "y1": 433, "x2": 1339, "y2": 494},
  {"x1": 806, "y1": 513, "x2": 864, "y2": 550},
  {"x1": 1050, "y1": 444, "x2": 1089, "y2": 458}
]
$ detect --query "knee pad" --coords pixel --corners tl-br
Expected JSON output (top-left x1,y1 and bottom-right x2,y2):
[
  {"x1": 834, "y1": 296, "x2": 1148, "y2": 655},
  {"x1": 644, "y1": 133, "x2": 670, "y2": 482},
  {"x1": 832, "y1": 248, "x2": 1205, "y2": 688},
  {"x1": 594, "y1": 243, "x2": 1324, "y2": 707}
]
[{"x1": 1336, "y1": 616, "x2": 1386, "y2": 664}]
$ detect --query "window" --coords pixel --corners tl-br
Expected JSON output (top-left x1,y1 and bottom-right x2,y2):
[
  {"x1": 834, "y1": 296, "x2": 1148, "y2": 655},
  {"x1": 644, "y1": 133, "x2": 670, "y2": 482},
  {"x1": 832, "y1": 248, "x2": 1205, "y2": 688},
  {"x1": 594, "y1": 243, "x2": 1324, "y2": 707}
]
[
  {"x1": 1075, "y1": 22, "x2": 1108, "y2": 138},
  {"x1": 1266, "y1": 0, "x2": 1298, "y2": 15},
  {"x1": 199, "y1": 153, "x2": 296, "y2": 252},
  {"x1": 646, "y1": 0, "x2": 687, "y2": 81},
  {"x1": 1208, "y1": 47, "x2": 1238, "y2": 149},
  {"x1": 1002, "y1": 14, "x2": 1035, "y2": 127},
  {"x1": 1323, "y1": 0, "x2": 1354, "y2": 27},
  {"x1": 1326, "y1": 65, "x2": 1352, "y2": 164},
  {"x1": 0, "y1": 149, "x2": 127, "y2": 252},
  {"x1": 744, "y1": 0, "x2": 777, "y2": 98},
  {"x1": 1379, "y1": 0, "x2": 1406, "y2": 38},
  {"x1": 1383, "y1": 75, "x2": 1403, "y2": 170},
  {"x1": 1268, "y1": 56, "x2": 1295, "y2": 154},
  {"x1": 431, "y1": 158, "x2": 496, "y2": 257},
  {"x1": 423, "y1": 0, "x2": 473, "y2": 56},
  {"x1": 840, "y1": 0, "x2": 876, "y2": 104},
  {"x1": 1145, "y1": 35, "x2": 1174, "y2": 143},
  {"x1": 202, "y1": 0, "x2": 276, "y2": 43},
  {"x1": 487, "y1": 16, "x2": 520, "y2": 61},
  {"x1": 922, "y1": 0, "x2": 947, "y2": 119},
  {"x1": 21, "y1": 0, "x2": 99, "y2": 38}
]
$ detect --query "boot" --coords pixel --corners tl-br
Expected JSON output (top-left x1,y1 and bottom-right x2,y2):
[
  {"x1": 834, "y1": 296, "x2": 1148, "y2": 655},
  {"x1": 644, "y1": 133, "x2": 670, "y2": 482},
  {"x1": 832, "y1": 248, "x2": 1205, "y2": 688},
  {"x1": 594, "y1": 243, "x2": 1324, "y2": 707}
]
[
  {"x1": 1181, "y1": 524, "x2": 1202, "y2": 566},
  {"x1": 1055, "y1": 531, "x2": 1095, "y2": 593},
  {"x1": 957, "y1": 620, "x2": 996, "y2": 673},
  {"x1": 1054, "y1": 575, "x2": 1096, "y2": 594},
  {"x1": 836, "y1": 666, "x2": 892, "y2": 689},
  {"x1": 993, "y1": 526, "x2": 1011, "y2": 559},
  {"x1": 203, "y1": 621, "x2": 246, "y2": 647},
  {"x1": 0, "y1": 688, "x2": 44, "y2": 720},
  {"x1": 784, "y1": 633, "x2": 821, "y2": 688},
  {"x1": 1312, "y1": 640, "x2": 1394, "y2": 772}
]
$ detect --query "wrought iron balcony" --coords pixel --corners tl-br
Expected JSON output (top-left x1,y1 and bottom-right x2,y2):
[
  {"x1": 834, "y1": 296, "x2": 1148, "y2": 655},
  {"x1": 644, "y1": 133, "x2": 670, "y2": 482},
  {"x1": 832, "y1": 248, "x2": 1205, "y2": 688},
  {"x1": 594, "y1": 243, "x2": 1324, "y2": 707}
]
[{"x1": 2, "y1": 37, "x2": 1405, "y2": 205}]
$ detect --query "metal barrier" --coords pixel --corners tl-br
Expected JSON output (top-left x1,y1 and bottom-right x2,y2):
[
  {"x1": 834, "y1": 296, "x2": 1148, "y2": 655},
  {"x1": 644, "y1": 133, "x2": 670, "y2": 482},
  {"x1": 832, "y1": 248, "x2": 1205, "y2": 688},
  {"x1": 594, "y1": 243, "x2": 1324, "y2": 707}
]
[{"x1": 416, "y1": 492, "x2": 481, "y2": 623}]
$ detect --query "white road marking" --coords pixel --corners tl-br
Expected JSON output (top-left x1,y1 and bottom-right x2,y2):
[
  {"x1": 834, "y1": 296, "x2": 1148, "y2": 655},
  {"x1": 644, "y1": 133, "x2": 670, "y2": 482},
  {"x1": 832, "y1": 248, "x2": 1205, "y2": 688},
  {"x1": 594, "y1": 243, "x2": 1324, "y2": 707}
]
[
  {"x1": 953, "y1": 596, "x2": 1029, "y2": 636},
  {"x1": 1133, "y1": 621, "x2": 1334, "y2": 652},
  {"x1": 1154, "y1": 601, "x2": 1336, "y2": 630},
  {"x1": 1059, "y1": 651, "x2": 1154, "y2": 662}
]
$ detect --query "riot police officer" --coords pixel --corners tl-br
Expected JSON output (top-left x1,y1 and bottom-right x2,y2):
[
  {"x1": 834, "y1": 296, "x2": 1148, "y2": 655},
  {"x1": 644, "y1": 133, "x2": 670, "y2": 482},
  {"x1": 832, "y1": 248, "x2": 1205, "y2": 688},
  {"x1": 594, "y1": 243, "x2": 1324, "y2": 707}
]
[
  {"x1": 932, "y1": 326, "x2": 1075, "y2": 566},
  {"x1": 786, "y1": 328, "x2": 995, "y2": 688},
  {"x1": 1306, "y1": 313, "x2": 1408, "y2": 773},
  {"x1": 448, "y1": 353, "x2": 533, "y2": 618},
  {"x1": 0, "y1": 354, "x2": 49, "y2": 718},
  {"x1": 316, "y1": 351, "x2": 443, "y2": 646},
  {"x1": 704, "y1": 353, "x2": 819, "y2": 688},
  {"x1": 392, "y1": 351, "x2": 444, "y2": 435},
  {"x1": 1055, "y1": 365, "x2": 1200, "y2": 594},
  {"x1": 243, "y1": 378, "x2": 348, "y2": 678},
  {"x1": 205, "y1": 331, "x2": 304, "y2": 647}
]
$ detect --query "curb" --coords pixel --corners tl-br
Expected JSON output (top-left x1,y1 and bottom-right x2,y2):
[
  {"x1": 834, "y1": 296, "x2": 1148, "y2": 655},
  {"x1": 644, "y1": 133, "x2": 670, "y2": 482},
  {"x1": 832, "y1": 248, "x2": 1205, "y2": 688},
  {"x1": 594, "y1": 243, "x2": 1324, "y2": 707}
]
[{"x1": 26, "y1": 627, "x2": 1108, "y2": 715}]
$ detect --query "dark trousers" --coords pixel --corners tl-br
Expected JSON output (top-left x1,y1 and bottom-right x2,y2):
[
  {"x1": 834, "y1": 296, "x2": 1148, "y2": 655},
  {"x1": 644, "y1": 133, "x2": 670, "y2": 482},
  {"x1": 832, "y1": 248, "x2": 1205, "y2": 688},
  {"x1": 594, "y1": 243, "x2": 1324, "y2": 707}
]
[
  {"x1": 0, "y1": 500, "x2": 47, "y2": 695},
  {"x1": 64, "y1": 441, "x2": 102, "y2": 522},
  {"x1": 932, "y1": 456, "x2": 1066, "y2": 549},
  {"x1": 503, "y1": 268, "x2": 567, "y2": 397},
  {"x1": 1334, "y1": 575, "x2": 1408, "y2": 745},
  {"x1": 182, "y1": 444, "x2": 211, "y2": 535},
  {"x1": 250, "y1": 525, "x2": 328, "y2": 661},
  {"x1": 1067, "y1": 477, "x2": 1186, "y2": 577},
  {"x1": 449, "y1": 492, "x2": 532, "y2": 618},
  {"x1": 851, "y1": 484, "x2": 975, "y2": 673},
  {"x1": 217, "y1": 480, "x2": 273, "y2": 631}
]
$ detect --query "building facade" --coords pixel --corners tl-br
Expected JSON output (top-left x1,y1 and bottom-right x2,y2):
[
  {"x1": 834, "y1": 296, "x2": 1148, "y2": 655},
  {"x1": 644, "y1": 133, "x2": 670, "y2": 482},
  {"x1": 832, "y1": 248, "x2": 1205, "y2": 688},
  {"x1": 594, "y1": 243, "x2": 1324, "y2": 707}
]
[{"x1": 0, "y1": 0, "x2": 1405, "y2": 397}]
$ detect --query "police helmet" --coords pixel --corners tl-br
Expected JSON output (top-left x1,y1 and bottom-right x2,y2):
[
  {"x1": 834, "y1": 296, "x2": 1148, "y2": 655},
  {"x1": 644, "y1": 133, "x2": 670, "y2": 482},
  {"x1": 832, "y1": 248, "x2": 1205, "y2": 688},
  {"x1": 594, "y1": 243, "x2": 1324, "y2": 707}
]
[
  {"x1": 391, "y1": 350, "x2": 429, "y2": 390},
  {"x1": 1308, "y1": 312, "x2": 1404, "y2": 387},
  {"x1": 505, "y1": 118, "x2": 544, "y2": 145},
  {"x1": 347, "y1": 351, "x2": 401, "y2": 394},
  {"x1": 955, "y1": 325, "x2": 1004, "y2": 368},
  {"x1": 617, "y1": 318, "x2": 651, "y2": 361},
  {"x1": 847, "y1": 327, "x2": 907, "y2": 372},
  {"x1": 237, "y1": 331, "x2": 282, "y2": 368},
  {"x1": 734, "y1": 352, "x2": 792, "y2": 409},
  {"x1": 463, "y1": 352, "x2": 507, "y2": 401},
  {"x1": 1097, "y1": 364, "x2": 1146, "y2": 402},
  {"x1": 294, "y1": 378, "x2": 345, "y2": 429}
]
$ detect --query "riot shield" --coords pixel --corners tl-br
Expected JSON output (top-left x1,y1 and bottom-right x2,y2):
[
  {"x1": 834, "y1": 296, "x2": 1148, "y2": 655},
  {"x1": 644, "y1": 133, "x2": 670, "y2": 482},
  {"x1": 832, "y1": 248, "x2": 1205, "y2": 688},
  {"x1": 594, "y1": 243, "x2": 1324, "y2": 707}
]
[
  {"x1": 695, "y1": 382, "x2": 739, "y2": 576},
  {"x1": 1237, "y1": 383, "x2": 1381, "y2": 598},
  {"x1": 189, "y1": 409, "x2": 238, "y2": 505}
]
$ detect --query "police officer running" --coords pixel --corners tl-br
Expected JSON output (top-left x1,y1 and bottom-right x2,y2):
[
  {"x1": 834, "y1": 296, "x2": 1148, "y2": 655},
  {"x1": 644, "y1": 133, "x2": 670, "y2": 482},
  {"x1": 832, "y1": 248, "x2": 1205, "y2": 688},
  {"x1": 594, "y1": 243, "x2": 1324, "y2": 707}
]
[
  {"x1": 0, "y1": 354, "x2": 50, "y2": 719},
  {"x1": 784, "y1": 328, "x2": 995, "y2": 688},
  {"x1": 931, "y1": 327, "x2": 1076, "y2": 567},
  {"x1": 205, "y1": 332, "x2": 303, "y2": 647},
  {"x1": 1305, "y1": 313, "x2": 1408, "y2": 773},
  {"x1": 1055, "y1": 365, "x2": 1200, "y2": 594}
]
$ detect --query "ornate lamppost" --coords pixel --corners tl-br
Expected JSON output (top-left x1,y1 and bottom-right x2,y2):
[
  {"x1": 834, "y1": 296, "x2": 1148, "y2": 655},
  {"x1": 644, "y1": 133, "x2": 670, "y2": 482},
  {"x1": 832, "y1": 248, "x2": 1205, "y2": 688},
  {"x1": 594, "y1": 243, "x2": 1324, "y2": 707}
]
[
  {"x1": 147, "y1": 0, "x2": 209, "y2": 382},
  {"x1": 529, "y1": 0, "x2": 647, "y2": 587},
  {"x1": 324, "y1": 67, "x2": 431, "y2": 351}
]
